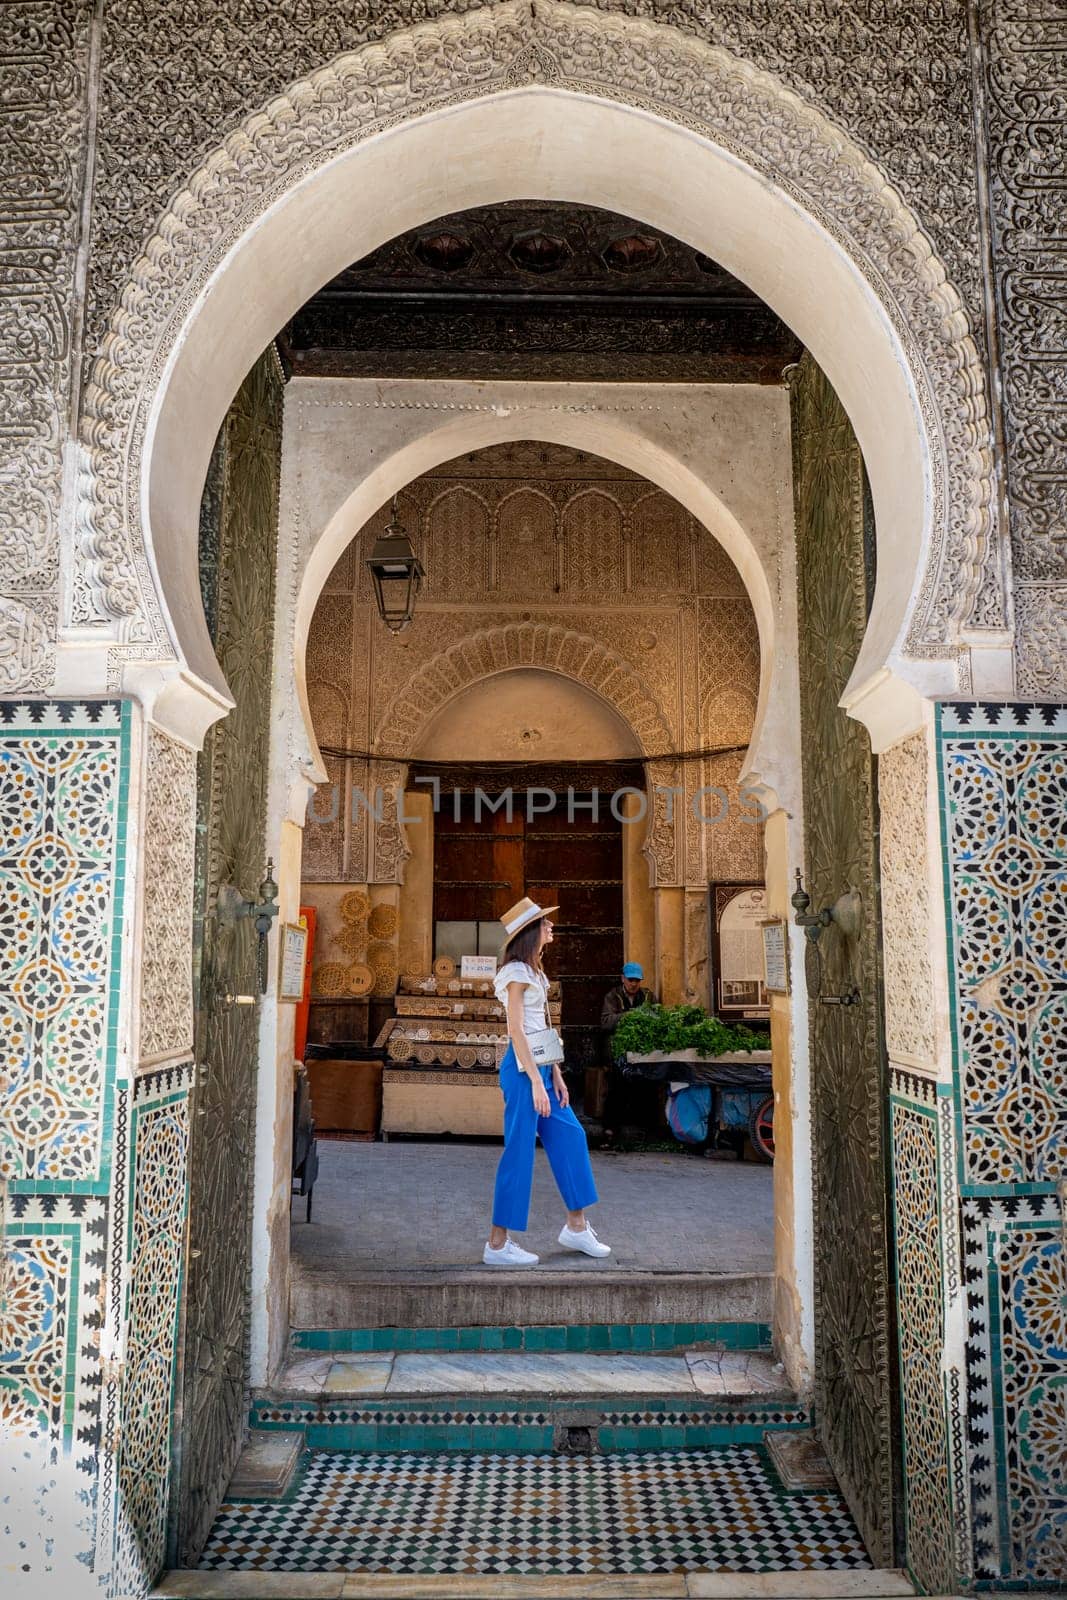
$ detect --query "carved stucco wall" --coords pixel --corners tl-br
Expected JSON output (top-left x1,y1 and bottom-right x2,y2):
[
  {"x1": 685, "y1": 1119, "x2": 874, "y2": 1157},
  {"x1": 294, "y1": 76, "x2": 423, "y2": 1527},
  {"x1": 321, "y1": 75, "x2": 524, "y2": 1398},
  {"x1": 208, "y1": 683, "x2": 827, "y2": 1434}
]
[
  {"x1": 978, "y1": 5, "x2": 1067, "y2": 689},
  {"x1": 68, "y1": 1, "x2": 999, "y2": 680},
  {"x1": 5, "y1": 0, "x2": 1065, "y2": 694},
  {"x1": 303, "y1": 443, "x2": 763, "y2": 926},
  {"x1": 84, "y1": 0, "x2": 982, "y2": 368},
  {"x1": 878, "y1": 732, "x2": 937, "y2": 1068},
  {"x1": 139, "y1": 730, "x2": 197, "y2": 1065},
  {"x1": 0, "y1": 2, "x2": 94, "y2": 691}
]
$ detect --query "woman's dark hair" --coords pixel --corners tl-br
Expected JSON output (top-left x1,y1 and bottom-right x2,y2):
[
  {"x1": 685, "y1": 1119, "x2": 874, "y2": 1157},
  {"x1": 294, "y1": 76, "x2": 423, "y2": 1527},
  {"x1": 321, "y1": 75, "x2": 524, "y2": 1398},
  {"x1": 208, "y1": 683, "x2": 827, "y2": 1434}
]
[{"x1": 502, "y1": 917, "x2": 547, "y2": 973}]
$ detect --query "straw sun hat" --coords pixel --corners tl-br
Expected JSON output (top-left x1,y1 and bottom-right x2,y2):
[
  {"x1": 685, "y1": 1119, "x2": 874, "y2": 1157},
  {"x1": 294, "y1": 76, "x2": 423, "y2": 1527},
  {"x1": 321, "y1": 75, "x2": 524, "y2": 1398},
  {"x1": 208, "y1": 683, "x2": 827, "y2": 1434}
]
[{"x1": 499, "y1": 897, "x2": 559, "y2": 938}]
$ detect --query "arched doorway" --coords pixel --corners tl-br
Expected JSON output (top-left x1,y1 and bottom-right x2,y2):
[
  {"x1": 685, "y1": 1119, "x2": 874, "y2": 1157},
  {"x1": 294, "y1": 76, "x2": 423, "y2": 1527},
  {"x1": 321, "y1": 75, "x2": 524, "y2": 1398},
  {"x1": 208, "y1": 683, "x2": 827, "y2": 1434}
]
[{"x1": 79, "y1": 5, "x2": 998, "y2": 1590}]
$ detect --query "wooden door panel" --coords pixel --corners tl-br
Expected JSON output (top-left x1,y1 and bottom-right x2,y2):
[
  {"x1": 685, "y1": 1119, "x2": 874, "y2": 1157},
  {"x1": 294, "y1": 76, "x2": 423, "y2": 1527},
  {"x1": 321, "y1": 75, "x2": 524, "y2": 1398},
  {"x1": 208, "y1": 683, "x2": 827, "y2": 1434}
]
[
  {"x1": 526, "y1": 835, "x2": 620, "y2": 881},
  {"x1": 792, "y1": 355, "x2": 897, "y2": 1565}
]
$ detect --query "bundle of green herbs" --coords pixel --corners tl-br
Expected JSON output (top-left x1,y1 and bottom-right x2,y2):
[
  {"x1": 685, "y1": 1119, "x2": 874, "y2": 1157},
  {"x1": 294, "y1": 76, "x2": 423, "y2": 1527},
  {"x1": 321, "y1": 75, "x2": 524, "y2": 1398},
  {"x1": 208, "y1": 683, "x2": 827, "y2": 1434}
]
[{"x1": 613, "y1": 1002, "x2": 770, "y2": 1059}]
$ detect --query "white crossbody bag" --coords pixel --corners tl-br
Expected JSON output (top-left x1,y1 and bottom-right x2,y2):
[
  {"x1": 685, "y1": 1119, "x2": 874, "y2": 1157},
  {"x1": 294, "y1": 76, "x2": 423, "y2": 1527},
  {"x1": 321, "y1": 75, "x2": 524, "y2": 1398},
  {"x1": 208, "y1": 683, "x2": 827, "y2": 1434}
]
[{"x1": 525, "y1": 1026, "x2": 565, "y2": 1066}]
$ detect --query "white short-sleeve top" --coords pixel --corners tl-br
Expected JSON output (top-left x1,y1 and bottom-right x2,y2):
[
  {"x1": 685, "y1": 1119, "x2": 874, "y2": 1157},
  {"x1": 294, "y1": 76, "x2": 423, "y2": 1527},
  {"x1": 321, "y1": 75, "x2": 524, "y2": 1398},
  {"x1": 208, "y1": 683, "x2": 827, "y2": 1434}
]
[{"x1": 493, "y1": 960, "x2": 549, "y2": 1036}]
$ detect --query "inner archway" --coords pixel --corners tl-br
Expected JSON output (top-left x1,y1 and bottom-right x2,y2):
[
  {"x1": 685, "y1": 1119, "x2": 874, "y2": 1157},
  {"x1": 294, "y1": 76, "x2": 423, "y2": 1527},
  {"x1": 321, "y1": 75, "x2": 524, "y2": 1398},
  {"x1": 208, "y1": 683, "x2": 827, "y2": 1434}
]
[{"x1": 292, "y1": 434, "x2": 783, "y2": 1408}]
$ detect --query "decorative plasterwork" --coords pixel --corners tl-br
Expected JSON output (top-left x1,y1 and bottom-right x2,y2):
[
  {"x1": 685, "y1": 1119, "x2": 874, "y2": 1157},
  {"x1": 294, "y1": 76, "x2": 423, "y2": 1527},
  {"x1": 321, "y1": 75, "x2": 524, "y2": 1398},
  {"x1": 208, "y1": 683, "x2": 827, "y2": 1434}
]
[
  {"x1": 138, "y1": 729, "x2": 197, "y2": 1064},
  {"x1": 977, "y1": 6, "x2": 1067, "y2": 693},
  {"x1": 78, "y1": 1, "x2": 996, "y2": 665},
  {"x1": 372, "y1": 619, "x2": 681, "y2": 885},
  {"x1": 374, "y1": 622, "x2": 674, "y2": 759},
  {"x1": 0, "y1": 2, "x2": 93, "y2": 693},
  {"x1": 878, "y1": 731, "x2": 936, "y2": 1067}
]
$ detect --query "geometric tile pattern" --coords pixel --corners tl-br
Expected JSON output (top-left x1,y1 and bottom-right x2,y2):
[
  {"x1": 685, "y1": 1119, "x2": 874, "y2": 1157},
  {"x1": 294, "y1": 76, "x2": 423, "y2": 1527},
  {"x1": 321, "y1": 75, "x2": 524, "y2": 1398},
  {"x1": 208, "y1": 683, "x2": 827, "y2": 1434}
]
[
  {"x1": 0, "y1": 1192, "x2": 107, "y2": 1450},
  {"x1": 0, "y1": 702, "x2": 128, "y2": 1188},
  {"x1": 938, "y1": 703, "x2": 1067, "y2": 1587},
  {"x1": 110, "y1": 1068, "x2": 192, "y2": 1598},
  {"x1": 938, "y1": 702, "x2": 1067, "y2": 1191},
  {"x1": 199, "y1": 1446, "x2": 872, "y2": 1574},
  {"x1": 889, "y1": 1082, "x2": 955, "y2": 1596},
  {"x1": 962, "y1": 1192, "x2": 1067, "y2": 1585},
  {"x1": 249, "y1": 1391, "x2": 810, "y2": 1456}
]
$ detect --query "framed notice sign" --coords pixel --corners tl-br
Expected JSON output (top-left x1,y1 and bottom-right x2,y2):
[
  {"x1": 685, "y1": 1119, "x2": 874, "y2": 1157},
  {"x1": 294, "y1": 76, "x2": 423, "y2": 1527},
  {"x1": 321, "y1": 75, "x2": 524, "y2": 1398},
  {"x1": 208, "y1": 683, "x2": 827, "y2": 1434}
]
[
  {"x1": 460, "y1": 954, "x2": 497, "y2": 980},
  {"x1": 279, "y1": 920, "x2": 309, "y2": 1002},
  {"x1": 710, "y1": 883, "x2": 771, "y2": 1020},
  {"x1": 761, "y1": 919, "x2": 789, "y2": 995}
]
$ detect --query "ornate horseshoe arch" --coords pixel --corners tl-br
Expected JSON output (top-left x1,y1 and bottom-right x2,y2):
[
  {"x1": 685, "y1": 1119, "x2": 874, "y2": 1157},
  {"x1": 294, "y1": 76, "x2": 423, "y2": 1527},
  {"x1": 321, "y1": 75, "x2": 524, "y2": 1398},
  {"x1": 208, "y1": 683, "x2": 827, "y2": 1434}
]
[
  {"x1": 365, "y1": 620, "x2": 681, "y2": 887},
  {"x1": 75, "y1": 0, "x2": 999, "y2": 710}
]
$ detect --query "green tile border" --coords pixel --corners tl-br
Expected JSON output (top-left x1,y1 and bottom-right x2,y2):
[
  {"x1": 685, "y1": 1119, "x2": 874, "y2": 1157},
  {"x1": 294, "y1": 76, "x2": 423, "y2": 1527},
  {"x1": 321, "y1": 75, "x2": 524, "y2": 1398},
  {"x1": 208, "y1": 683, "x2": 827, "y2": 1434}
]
[{"x1": 291, "y1": 1320, "x2": 772, "y2": 1354}]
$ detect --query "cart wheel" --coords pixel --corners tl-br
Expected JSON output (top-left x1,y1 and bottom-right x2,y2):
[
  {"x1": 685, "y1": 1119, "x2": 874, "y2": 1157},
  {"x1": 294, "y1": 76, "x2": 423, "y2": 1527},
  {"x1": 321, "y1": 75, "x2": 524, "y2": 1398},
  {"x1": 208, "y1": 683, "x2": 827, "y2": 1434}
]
[{"x1": 748, "y1": 1094, "x2": 775, "y2": 1163}]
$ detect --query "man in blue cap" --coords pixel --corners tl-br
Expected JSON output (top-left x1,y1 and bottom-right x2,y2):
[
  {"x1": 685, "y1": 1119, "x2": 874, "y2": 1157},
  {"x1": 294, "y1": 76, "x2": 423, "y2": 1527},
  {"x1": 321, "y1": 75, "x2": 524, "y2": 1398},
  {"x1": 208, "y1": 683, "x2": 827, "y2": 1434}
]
[
  {"x1": 600, "y1": 961, "x2": 656, "y2": 1035},
  {"x1": 600, "y1": 960, "x2": 658, "y2": 1142}
]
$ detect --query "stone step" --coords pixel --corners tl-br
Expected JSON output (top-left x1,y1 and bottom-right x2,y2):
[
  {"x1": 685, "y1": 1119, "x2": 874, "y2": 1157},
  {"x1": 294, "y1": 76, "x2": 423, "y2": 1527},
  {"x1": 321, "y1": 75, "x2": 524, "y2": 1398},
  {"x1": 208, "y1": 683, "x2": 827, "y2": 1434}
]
[
  {"x1": 155, "y1": 1573, "x2": 921, "y2": 1598},
  {"x1": 272, "y1": 1346, "x2": 790, "y2": 1400},
  {"x1": 290, "y1": 1266, "x2": 772, "y2": 1332},
  {"x1": 251, "y1": 1345, "x2": 807, "y2": 1454}
]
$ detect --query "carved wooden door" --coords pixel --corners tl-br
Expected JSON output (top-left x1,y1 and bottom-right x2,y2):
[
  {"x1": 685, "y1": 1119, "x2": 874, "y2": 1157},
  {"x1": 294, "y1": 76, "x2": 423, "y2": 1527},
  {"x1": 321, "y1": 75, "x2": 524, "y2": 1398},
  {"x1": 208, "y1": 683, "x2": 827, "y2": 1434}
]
[
  {"x1": 791, "y1": 356, "x2": 899, "y2": 1564},
  {"x1": 172, "y1": 351, "x2": 282, "y2": 1564},
  {"x1": 425, "y1": 766, "x2": 626, "y2": 1071}
]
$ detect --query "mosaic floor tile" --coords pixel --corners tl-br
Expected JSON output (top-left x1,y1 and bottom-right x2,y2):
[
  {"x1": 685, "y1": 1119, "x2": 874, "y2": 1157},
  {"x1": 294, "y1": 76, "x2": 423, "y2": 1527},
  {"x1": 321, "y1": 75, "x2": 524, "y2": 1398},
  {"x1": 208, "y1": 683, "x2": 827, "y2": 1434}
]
[{"x1": 199, "y1": 1447, "x2": 871, "y2": 1575}]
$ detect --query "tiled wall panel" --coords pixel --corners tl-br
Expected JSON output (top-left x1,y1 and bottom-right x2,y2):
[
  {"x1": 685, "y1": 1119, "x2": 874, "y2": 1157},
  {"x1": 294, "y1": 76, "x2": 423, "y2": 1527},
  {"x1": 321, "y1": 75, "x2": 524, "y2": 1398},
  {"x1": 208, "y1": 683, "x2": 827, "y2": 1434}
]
[
  {"x1": 889, "y1": 1074, "x2": 956, "y2": 1597},
  {"x1": 0, "y1": 700, "x2": 130, "y2": 1574},
  {"x1": 938, "y1": 702, "x2": 1067, "y2": 1586},
  {"x1": 110, "y1": 1063, "x2": 193, "y2": 1597},
  {"x1": 0, "y1": 702, "x2": 129, "y2": 1189}
]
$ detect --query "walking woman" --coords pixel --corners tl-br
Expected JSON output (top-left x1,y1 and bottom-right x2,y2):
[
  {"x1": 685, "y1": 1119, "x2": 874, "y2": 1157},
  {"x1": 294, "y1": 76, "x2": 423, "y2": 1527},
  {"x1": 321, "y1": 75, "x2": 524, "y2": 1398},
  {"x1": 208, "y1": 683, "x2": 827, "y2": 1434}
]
[{"x1": 483, "y1": 897, "x2": 611, "y2": 1267}]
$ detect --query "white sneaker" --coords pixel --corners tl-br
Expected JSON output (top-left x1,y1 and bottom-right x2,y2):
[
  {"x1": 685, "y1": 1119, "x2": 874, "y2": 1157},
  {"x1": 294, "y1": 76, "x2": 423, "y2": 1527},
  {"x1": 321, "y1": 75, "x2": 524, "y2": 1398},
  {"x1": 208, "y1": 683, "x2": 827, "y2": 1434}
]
[
  {"x1": 483, "y1": 1237, "x2": 539, "y2": 1267},
  {"x1": 558, "y1": 1223, "x2": 611, "y2": 1258}
]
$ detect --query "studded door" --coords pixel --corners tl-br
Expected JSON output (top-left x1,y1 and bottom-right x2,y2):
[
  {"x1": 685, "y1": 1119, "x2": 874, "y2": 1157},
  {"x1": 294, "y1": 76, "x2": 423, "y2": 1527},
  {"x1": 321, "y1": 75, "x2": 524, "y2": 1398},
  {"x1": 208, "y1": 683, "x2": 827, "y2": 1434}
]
[
  {"x1": 791, "y1": 355, "x2": 899, "y2": 1564},
  {"x1": 171, "y1": 349, "x2": 283, "y2": 1564}
]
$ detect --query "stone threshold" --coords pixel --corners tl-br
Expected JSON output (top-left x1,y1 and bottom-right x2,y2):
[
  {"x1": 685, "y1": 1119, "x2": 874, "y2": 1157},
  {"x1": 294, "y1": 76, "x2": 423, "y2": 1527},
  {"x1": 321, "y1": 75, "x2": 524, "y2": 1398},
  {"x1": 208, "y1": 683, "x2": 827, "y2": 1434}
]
[
  {"x1": 154, "y1": 1570, "x2": 920, "y2": 1598},
  {"x1": 266, "y1": 1347, "x2": 789, "y2": 1401},
  {"x1": 291, "y1": 1268, "x2": 772, "y2": 1333}
]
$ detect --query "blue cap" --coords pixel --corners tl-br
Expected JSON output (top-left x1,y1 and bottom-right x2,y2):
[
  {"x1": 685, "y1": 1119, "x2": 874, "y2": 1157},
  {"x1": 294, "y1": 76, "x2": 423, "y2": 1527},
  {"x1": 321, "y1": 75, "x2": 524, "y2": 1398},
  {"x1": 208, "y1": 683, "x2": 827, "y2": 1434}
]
[{"x1": 622, "y1": 962, "x2": 643, "y2": 979}]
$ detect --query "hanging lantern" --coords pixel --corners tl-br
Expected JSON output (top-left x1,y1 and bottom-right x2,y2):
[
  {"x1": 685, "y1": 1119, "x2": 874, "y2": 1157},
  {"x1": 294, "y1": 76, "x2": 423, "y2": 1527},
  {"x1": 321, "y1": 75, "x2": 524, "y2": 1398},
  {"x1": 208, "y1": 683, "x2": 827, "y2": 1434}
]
[{"x1": 365, "y1": 499, "x2": 424, "y2": 632}]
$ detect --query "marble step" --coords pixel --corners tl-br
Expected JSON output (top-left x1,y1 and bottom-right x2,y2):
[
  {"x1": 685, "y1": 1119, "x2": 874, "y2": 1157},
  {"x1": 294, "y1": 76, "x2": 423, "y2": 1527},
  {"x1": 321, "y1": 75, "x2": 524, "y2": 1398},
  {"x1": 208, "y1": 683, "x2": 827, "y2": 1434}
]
[
  {"x1": 290, "y1": 1265, "x2": 772, "y2": 1332},
  {"x1": 270, "y1": 1346, "x2": 791, "y2": 1400},
  {"x1": 251, "y1": 1346, "x2": 807, "y2": 1454},
  {"x1": 155, "y1": 1573, "x2": 922, "y2": 1598}
]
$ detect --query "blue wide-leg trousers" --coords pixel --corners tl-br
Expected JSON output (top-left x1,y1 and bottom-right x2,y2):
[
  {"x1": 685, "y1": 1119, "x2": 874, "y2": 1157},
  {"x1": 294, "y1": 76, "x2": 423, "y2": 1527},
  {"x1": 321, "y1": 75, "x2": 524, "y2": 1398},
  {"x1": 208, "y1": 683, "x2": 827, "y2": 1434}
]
[{"x1": 491, "y1": 1044, "x2": 599, "y2": 1231}]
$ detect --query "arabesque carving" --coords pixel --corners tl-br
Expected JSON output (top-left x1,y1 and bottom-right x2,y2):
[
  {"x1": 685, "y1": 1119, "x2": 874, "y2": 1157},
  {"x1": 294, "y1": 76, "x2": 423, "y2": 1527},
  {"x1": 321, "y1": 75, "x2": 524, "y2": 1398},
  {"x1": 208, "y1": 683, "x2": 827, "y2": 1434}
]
[
  {"x1": 374, "y1": 622, "x2": 674, "y2": 760},
  {"x1": 0, "y1": 2, "x2": 92, "y2": 690},
  {"x1": 139, "y1": 729, "x2": 197, "y2": 1063},
  {"x1": 878, "y1": 731, "x2": 936, "y2": 1067},
  {"x1": 79, "y1": 1, "x2": 996, "y2": 665}
]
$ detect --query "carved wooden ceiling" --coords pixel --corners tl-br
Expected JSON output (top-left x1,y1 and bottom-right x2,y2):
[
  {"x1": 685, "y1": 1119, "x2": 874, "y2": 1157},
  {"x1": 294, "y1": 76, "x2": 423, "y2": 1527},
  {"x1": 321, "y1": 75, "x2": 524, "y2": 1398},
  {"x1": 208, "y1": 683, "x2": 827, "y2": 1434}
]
[{"x1": 281, "y1": 202, "x2": 802, "y2": 383}]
